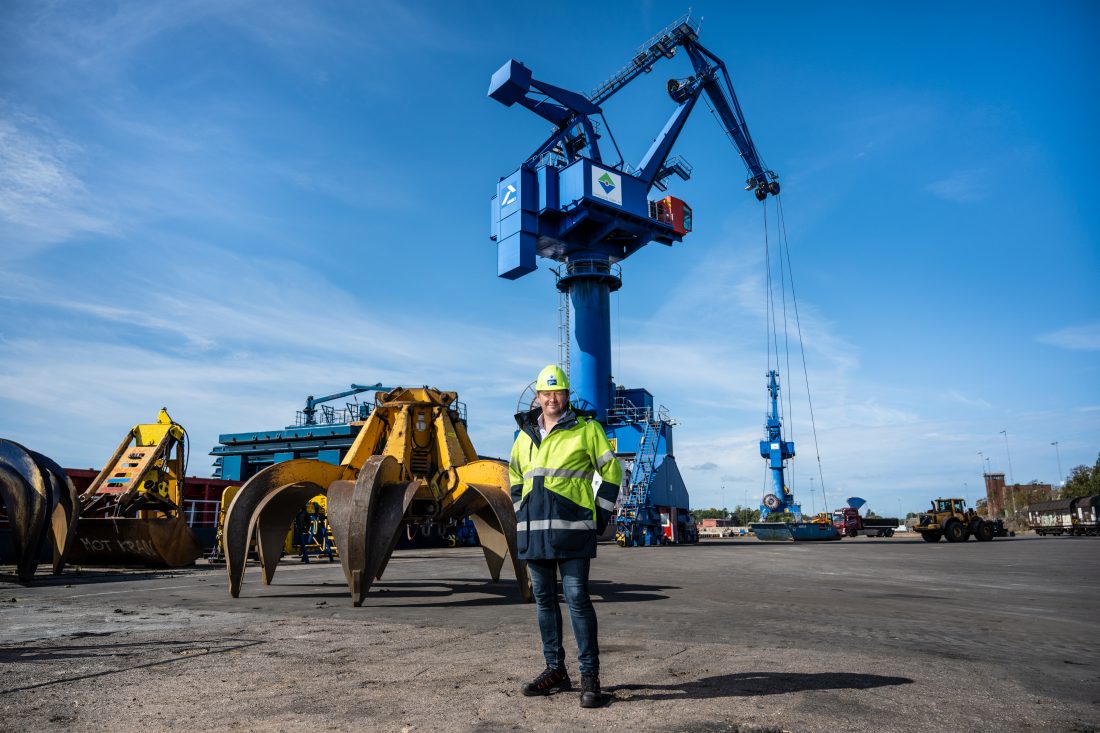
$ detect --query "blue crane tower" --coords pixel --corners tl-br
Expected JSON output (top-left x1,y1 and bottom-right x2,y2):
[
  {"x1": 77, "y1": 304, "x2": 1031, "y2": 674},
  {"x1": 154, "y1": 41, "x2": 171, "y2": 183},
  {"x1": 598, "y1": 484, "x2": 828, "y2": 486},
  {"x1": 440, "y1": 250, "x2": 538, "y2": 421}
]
[
  {"x1": 759, "y1": 370, "x2": 802, "y2": 521},
  {"x1": 488, "y1": 15, "x2": 779, "y2": 546}
]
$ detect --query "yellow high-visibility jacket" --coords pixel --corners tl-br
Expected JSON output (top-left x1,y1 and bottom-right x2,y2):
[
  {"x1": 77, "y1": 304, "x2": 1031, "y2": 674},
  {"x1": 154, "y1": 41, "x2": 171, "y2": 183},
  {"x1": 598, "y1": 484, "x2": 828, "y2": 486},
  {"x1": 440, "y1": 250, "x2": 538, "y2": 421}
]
[{"x1": 509, "y1": 407, "x2": 622, "y2": 560}]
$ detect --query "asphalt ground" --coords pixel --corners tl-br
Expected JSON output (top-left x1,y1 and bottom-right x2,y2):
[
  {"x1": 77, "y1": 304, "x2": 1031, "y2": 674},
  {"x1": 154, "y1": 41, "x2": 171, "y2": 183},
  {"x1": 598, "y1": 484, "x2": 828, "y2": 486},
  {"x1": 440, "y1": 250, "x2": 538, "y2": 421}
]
[{"x1": 1, "y1": 534, "x2": 1097, "y2": 732}]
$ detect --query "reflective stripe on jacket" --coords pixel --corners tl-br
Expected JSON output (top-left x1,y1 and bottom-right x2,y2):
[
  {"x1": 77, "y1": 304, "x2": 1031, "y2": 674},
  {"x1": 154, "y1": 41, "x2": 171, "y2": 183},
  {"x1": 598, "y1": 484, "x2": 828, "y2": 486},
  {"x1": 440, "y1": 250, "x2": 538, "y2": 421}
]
[{"x1": 509, "y1": 407, "x2": 623, "y2": 560}]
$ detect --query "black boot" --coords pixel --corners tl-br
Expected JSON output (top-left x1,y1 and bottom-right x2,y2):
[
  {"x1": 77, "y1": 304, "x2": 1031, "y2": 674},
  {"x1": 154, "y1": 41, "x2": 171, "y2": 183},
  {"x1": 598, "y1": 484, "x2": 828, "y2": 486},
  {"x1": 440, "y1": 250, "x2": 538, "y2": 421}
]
[
  {"x1": 521, "y1": 666, "x2": 571, "y2": 696},
  {"x1": 579, "y1": 673, "x2": 606, "y2": 708}
]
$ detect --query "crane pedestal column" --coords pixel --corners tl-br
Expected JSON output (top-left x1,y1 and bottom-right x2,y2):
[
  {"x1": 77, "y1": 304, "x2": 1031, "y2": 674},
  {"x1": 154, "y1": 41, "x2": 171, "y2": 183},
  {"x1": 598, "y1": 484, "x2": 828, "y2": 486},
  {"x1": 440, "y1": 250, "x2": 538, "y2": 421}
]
[{"x1": 556, "y1": 258, "x2": 621, "y2": 422}]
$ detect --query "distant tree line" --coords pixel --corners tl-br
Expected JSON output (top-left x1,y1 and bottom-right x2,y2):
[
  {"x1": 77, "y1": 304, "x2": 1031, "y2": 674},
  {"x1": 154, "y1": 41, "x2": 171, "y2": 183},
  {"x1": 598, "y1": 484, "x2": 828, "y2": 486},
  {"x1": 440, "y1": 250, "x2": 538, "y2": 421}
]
[
  {"x1": 692, "y1": 506, "x2": 762, "y2": 525},
  {"x1": 1058, "y1": 453, "x2": 1100, "y2": 500}
]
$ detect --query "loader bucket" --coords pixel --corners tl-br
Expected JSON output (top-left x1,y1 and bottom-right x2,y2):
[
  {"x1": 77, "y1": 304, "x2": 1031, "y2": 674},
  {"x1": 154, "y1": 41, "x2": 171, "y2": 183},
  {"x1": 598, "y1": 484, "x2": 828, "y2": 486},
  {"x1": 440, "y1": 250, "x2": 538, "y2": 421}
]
[
  {"x1": 67, "y1": 516, "x2": 203, "y2": 567},
  {"x1": 751, "y1": 522, "x2": 795, "y2": 542}
]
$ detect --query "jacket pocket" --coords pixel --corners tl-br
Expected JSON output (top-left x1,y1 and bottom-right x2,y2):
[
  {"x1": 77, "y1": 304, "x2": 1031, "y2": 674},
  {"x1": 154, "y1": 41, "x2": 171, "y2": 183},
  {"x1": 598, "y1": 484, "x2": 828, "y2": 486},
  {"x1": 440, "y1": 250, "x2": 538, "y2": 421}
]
[{"x1": 548, "y1": 492, "x2": 592, "y2": 553}]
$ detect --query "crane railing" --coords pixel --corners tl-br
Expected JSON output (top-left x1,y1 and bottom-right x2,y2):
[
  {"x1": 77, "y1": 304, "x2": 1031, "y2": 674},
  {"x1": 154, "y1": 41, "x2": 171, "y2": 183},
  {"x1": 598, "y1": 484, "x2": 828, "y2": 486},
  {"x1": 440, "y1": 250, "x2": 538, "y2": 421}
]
[{"x1": 588, "y1": 13, "x2": 701, "y2": 105}]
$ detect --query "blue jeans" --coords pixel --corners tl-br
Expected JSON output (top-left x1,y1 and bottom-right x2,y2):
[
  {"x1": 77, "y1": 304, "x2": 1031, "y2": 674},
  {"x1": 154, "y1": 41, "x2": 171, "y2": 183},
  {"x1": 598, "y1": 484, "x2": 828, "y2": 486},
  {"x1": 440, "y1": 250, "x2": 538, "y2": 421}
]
[{"x1": 527, "y1": 557, "x2": 599, "y2": 676}]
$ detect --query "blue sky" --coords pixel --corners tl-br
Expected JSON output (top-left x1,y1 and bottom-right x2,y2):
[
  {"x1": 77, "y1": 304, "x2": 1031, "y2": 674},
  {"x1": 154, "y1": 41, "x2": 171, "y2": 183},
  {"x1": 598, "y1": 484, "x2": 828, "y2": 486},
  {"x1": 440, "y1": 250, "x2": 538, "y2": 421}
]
[{"x1": 1, "y1": 0, "x2": 1097, "y2": 517}]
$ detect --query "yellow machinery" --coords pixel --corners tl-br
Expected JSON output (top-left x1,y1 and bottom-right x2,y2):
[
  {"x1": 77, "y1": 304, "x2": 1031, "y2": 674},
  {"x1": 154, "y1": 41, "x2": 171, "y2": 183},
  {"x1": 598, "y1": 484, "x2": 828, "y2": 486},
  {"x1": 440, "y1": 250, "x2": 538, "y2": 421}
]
[
  {"x1": 0, "y1": 439, "x2": 79, "y2": 582},
  {"x1": 210, "y1": 487, "x2": 333, "y2": 561},
  {"x1": 70, "y1": 408, "x2": 203, "y2": 566},
  {"x1": 913, "y1": 497, "x2": 994, "y2": 543},
  {"x1": 223, "y1": 386, "x2": 530, "y2": 605},
  {"x1": 282, "y1": 494, "x2": 335, "y2": 560}
]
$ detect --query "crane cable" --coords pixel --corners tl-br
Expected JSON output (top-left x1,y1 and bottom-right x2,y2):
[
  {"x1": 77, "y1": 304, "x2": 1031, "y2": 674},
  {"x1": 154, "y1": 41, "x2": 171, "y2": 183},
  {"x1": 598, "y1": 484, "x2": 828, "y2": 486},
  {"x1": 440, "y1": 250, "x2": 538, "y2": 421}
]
[
  {"x1": 769, "y1": 193, "x2": 829, "y2": 515},
  {"x1": 761, "y1": 201, "x2": 781, "y2": 502}
]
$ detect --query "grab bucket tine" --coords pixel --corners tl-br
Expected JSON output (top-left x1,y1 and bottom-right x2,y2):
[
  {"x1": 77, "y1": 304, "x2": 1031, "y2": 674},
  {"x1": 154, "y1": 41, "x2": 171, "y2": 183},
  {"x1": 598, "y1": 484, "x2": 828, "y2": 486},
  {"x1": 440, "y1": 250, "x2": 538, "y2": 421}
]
[
  {"x1": 28, "y1": 450, "x2": 79, "y2": 574},
  {"x1": 223, "y1": 460, "x2": 346, "y2": 597},
  {"x1": 330, "y1": 455, "x2": 419, "y2": 606},
  {"x1": 365, "y1": 480, "x2": 421, "y2": 585},
  {"x1": 325, "y1": 479, "x2": 357, "y2": 590},
  {"x1": 455, "y1": 461, "x2": 531, "y2": 602},
  {"x1": 0, "y1": 464, "x2": 46, "y2": 582},
  {"x1": 0, "y1": 440, "x2": 52, "y2": 582}
]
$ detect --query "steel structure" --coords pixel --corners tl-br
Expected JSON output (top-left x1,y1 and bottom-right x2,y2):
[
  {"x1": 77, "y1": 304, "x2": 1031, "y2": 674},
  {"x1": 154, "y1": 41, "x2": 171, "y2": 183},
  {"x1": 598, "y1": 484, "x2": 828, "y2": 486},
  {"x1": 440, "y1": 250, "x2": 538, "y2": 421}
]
[
  {"x1": 759, "y1": 370, "x2": 802, "y2": 521},
  {"x1": 489, "y1": 15, "x2": 776, "y2": 544}
]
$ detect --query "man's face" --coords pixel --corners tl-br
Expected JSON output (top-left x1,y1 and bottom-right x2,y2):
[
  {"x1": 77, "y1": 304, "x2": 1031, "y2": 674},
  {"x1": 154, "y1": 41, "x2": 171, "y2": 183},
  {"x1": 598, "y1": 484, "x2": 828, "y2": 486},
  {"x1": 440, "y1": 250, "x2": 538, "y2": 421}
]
[{"x1": 537, "y1": 389, "x2": 567, "y2": 419}]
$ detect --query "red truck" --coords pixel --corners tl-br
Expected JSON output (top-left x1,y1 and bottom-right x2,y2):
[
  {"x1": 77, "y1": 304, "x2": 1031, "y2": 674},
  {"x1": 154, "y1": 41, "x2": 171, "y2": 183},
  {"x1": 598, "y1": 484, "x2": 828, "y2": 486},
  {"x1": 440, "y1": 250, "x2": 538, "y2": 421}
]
[{"x1": 832, "y1": 499, "x2": 900, "y2": 538}]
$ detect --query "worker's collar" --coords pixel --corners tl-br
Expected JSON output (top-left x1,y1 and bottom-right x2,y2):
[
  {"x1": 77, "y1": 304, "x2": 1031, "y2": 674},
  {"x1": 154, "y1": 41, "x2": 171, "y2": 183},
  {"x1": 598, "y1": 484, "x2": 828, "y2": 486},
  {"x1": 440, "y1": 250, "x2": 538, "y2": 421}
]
[{"x1": 516, "y1": 406, "x2": 578, "y2": 433}]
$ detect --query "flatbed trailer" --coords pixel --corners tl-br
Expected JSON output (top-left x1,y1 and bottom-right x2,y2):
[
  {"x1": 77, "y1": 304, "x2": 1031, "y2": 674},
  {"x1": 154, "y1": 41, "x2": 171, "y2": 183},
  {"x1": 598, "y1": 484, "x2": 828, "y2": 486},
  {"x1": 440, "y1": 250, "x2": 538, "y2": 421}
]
[{"x1": 832, "y1": 507, "x2": 900, "y2": 537}]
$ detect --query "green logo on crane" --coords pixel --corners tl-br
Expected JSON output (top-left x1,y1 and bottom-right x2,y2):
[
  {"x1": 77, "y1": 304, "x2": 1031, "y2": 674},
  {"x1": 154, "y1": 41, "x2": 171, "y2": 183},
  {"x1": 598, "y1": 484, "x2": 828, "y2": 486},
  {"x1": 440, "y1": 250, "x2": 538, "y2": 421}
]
[{"x1": 597, "y1": 172, "x2": 616, "y2": 194}]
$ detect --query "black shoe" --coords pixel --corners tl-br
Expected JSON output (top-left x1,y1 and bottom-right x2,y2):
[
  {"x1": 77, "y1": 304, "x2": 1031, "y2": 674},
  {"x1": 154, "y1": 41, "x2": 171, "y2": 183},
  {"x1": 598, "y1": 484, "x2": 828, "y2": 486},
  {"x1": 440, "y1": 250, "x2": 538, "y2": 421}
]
[
  {"x1": 580, "y1": 673, "x2": 606, "y2": 708},
  {"x1": 522, "y1": 666, "x2": 571, "y2": 696}
]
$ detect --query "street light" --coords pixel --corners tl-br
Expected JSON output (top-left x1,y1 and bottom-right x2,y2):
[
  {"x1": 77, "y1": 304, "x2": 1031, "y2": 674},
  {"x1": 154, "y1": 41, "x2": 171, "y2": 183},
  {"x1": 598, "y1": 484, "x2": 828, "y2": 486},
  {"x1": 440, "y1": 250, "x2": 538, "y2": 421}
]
[
  {"x1": 1000, "y1": 430, "x2": 1016, "y2": 514},
  {"x1": 1000, "y1": 430, "x2": 1015, "y2": 484},
  {"x1": 721, "y1": 485, "x2": 726, "y2": 519},
  {"x1": 1051, "y1": 441, "x2": 1063, "y2": 487}
]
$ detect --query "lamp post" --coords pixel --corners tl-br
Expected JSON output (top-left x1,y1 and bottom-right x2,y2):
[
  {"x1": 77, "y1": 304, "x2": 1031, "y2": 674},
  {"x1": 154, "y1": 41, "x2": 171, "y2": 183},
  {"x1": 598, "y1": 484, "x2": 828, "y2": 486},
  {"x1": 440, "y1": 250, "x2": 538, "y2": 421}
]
[
  {"x1": 809, "y1": 476, "x2": 816, "y2": 516},
  {"x1": 1051, "y1": 441, "x2": 1063, "y2": 487},
  {"x1": 1000, "y1": 430, "x2": 1016, "y2": 514},
  {"x1": 721, "y1": 485, "x2": 726, "y2": 519}
]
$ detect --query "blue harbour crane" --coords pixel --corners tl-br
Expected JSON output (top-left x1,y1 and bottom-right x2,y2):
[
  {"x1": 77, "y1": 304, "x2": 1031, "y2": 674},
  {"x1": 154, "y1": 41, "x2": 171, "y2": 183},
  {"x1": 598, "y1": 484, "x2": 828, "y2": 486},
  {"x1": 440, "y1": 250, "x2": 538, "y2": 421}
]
[
  {"x1": 488, "y1": 15, "x2": 778, "y2": 546},
  {"x1": 759, "y1": 370, "x2": 801, "y2": 521}
]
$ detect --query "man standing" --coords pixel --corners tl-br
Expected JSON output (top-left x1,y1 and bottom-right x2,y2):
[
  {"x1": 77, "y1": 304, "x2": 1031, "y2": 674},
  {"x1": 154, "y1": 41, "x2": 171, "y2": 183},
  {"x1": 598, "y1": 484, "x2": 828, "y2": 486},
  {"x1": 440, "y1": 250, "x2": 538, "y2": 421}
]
[{"x1": 509, "y1": 364, "x2": 623, "y2": 708}]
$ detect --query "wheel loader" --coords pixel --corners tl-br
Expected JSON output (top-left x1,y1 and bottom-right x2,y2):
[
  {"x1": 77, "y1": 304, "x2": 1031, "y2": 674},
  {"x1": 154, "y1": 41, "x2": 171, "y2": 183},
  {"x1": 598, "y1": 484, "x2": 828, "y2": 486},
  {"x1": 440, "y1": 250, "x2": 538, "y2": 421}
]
[
  {"x1": 1, "y1": 408, "x2": 200, "y2": 580},
  {"x1": 912, "y1": 497, "x2": 994, "y2": 543},
  {"x1": 68, "y1": 408, "x2": 203, "y2": 566}
]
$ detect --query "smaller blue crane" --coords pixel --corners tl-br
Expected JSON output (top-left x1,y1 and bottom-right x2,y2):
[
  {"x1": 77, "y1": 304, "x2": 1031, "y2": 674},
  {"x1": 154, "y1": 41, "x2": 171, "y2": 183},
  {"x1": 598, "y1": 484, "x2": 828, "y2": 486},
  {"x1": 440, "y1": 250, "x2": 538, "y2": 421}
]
[{"x1": 758, "y1": 370, "x2": 802, "y2": 521}]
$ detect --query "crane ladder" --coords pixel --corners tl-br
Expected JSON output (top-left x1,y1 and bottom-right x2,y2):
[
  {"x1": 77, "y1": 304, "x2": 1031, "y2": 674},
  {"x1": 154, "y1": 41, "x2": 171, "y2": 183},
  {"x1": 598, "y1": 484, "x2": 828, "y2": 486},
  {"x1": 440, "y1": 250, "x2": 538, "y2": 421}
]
[{"x1": 619, "y1": 416, "x2": 661, "y2": 519}]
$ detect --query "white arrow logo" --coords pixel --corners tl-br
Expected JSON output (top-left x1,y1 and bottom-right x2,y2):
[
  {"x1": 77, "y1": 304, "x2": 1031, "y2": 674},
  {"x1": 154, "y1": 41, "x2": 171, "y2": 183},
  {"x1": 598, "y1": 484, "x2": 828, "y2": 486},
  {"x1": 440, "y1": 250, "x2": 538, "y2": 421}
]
[{"x1": 501, "y1": 183, "x2": 517, "y2": 207}]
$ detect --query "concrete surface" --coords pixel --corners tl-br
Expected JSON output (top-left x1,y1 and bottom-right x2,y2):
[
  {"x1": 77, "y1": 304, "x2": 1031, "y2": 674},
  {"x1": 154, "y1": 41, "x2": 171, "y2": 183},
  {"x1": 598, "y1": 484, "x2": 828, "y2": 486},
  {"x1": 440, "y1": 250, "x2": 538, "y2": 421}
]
[{"x1": 1, "y1": 534, "x2": 1097, "y2": 732}]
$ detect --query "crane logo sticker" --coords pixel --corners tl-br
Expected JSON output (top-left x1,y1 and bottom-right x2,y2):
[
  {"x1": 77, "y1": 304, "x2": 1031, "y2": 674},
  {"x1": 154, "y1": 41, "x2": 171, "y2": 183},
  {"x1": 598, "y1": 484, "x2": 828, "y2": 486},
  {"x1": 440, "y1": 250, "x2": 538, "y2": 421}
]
[
  {"x1": 501, "y1": 183, "x2": 518, "y2": 208},
  {"x1": 591, "y1": 167, "x2": 622, "y2": 205}
]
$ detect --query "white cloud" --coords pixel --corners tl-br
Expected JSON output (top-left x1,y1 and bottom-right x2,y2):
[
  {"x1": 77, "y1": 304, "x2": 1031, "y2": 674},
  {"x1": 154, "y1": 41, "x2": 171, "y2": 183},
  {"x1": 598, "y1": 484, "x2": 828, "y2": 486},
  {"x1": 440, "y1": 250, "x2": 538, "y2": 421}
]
[
  {"x1": 0, "y1": 111, "x2": 116, "y2": 257},
  {"x1": 946, "y1": 390, "x2": 992, "y2": 409},
  {"x1": 1036, "y1": 322, "x2": 1100, "y2": 351},
  {"x1": 925, "y1": 169, "x2": 989, "y2": 203}
]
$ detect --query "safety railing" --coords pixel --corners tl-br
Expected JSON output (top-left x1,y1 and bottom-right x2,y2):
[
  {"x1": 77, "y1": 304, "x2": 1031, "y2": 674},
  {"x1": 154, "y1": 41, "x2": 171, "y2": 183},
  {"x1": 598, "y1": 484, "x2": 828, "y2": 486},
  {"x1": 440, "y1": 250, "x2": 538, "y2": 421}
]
[
  {"x1": 555, "y1": 259, "x2": 623, "y2": 282},
  {"x1": 185, "y1": 499, "x2": 221, "y2": 528},
  {"x1": 588, "y1": 13, "x2": 700, "y2": 103},
  {"x1": 293, "y1": 401, "x2": 374, "y2": 427}
]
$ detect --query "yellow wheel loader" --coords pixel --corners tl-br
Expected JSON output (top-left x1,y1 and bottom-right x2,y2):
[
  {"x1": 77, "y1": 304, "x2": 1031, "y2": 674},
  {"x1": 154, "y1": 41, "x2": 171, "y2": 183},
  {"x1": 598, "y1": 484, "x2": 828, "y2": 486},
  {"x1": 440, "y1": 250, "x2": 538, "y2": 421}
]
[
  {"x1": 913, "y1": 498, "x2": 995, "y2": 543},
  {"x1": 222, "y1": 386, "x2": 530, "y2": 605},
  {"x1": 69, "y1": 408, "x2": 203, "y2": 566}
]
